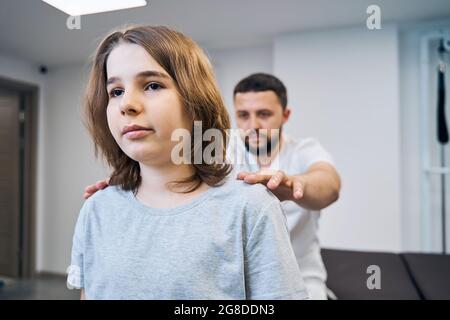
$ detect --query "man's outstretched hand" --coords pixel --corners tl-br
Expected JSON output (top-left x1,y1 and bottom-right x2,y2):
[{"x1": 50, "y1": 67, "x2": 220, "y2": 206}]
[
  {"x1": 237, "y1": 170, "x2": 304, "y2": 202},
  {"x1": 236, "y1": 162, "x2": 340, "y2": 210},
  {"x1": 83, "y1": 178, "x2": 110, "y2": 199}
]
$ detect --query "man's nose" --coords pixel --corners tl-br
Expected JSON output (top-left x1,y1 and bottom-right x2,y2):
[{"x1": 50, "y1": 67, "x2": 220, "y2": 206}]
[
  {"x1": 119, "y1": 91, "x2": 143, "y2": 116},
  {"x1": 249, "y1": 115, "x2": 261, "y2": 129}
]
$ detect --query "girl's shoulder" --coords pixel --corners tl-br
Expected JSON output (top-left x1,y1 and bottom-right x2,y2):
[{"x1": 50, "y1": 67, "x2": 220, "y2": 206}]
[
  {"x1": 212, "y1": 177, "x2": 281, "y2": 212},
  {"x1": 81, "y1": 185, "x2": 129, "y2": 213}
]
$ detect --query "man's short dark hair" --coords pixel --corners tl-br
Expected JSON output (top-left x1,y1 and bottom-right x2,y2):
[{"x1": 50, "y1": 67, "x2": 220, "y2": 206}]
[{"x1": 233, "y1": 73, "x2": 288, "y2": 109}]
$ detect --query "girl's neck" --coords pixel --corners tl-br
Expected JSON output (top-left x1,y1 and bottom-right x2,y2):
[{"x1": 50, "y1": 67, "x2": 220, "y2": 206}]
[{"x1": 135, "y1": 162, "x2": 209, "y2": 209}]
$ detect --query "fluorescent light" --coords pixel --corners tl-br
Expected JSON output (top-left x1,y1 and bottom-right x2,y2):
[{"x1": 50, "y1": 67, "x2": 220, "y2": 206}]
[{"x1": 41, "y1": 0, "x2": 147, "y2": 16}]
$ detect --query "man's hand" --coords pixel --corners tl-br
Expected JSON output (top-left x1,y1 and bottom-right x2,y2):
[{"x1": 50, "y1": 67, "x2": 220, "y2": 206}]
[
  {"x1": 237, "y1": 162, "x2": 340, "y2": 210},
  {"x1": 237, "y1": 170, "x2": 305, "y2": 202},
  {"x1": 83, "y1": 178, "x2": 110, "y2": 199}
]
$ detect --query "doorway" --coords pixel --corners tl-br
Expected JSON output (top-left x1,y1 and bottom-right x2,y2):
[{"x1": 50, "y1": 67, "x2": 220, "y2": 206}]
[{"x1": 0, "y1": 77, "x2": 38, "y2": 278}]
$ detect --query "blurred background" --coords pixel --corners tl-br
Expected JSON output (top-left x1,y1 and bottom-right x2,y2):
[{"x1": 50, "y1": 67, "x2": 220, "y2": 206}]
[{"x1": 1, "y1": 0, "x2": 450, "y2": 299}]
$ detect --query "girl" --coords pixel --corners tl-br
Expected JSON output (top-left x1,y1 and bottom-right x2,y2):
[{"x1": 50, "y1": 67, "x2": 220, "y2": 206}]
[{"x1": 67, "y1": 25, "x2": 308, "y2": 300}]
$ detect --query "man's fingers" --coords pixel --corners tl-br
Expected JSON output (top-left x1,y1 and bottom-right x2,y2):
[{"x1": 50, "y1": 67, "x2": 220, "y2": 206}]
[
  {"x1": 242, "y1": 171, "x2": 285, "y2": 187},
  {"x1": 84, "y1": 178, "x2": 109, "y2": 199},
  {"x1": 99, "y1": 182, "x2": 108, "y2": 190},
  {"x1": 84, "y1": 184, "x2": 97, "y2": 193},
  {"x1": 267, "y1": 171, "x2": 285, "y2": 189},
  {"x1": 95, "y1": 180, "x2": 108, "y2": 189},
  {"x1": 293, "y1": 179, "x2": 304, "y2": 199},
  {"x1": 243, "y1": 174, "x2": 270, "y2": 184},
  {"x1": 83, "y1": 184, "x2": 99, "y2": 200},
  {"x1": 236, "y1": 171, "x2": 250, "y2": 180}
]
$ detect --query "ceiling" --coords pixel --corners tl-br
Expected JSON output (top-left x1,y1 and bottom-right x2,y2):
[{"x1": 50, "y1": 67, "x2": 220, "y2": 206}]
[{"x1": 1, "y1": 0, "x2": 450, "y2": 67}]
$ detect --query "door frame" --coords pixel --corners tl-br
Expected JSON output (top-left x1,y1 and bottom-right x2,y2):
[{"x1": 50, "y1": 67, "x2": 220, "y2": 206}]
[{"x1": 0, "y1": 76, "x2": 39, "y2": 278}]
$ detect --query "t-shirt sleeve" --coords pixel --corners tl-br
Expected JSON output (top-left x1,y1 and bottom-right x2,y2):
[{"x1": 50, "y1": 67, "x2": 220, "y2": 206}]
[
  {"x1": 67, "y1": 201, "x2": 90, "y2": 290},
  {"x1": 296, "y1": 137, "x2": 335, "y2": 173},
  {"x1": 244, "y1": 201, "x2": 309, "y2": 300}
]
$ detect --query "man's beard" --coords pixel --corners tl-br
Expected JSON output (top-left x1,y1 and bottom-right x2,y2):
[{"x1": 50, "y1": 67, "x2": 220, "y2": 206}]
[{"x1": 244, "y1": 128, "x2": 282, "y2": 157}]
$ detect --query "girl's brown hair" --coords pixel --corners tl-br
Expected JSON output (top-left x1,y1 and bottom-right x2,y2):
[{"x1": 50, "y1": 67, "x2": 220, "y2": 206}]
[{"x1": 84, "y1": 25, "x2": 231, "y2": 193}]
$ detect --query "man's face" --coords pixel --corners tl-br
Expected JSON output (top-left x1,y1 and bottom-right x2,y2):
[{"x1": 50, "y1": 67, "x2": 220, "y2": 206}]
[{"x1": 234, "y1": 90, "x2": 290, "y2": 155}]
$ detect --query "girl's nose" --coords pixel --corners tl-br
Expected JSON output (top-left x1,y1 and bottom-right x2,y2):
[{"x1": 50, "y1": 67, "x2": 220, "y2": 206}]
[
  {"x1": 119, "y1": 103, "x2": 141, "y2": 116},
  {"x1": 119, "y1": 92, "x2": 143, "y2": 116}
]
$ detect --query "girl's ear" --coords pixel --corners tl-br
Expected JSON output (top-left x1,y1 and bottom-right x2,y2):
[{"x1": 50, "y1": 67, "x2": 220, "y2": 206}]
[{"x1": 282, "y1": 107, "x2": 291, "y2": 124}]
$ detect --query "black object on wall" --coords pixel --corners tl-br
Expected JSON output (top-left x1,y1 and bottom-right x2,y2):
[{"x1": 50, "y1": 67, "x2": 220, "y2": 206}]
[{"x1": 437, "y1": 39, "x2": 448, "y2": 254}]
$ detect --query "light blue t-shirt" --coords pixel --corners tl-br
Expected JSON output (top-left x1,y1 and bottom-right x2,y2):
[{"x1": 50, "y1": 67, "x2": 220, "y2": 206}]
[{"x1": 67, "y1": 176, "x2": 309, "y2": 300}]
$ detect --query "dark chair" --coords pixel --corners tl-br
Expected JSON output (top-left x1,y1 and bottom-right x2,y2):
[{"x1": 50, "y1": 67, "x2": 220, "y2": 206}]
[
  {"x1": 321, "y1": 248, "x2": 450, "y2": 299},
  {"x1": 401, "y1": 253, "x2": 450, "y2": 300}
]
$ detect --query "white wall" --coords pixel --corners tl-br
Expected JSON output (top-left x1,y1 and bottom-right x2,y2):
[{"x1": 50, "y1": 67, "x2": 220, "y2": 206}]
[
  {"x1": 207, "y1": 45, "x2": 273, "y2": 127},
  {"x1": 274, "y1": 25, "x2": 403, "y2": 252}
]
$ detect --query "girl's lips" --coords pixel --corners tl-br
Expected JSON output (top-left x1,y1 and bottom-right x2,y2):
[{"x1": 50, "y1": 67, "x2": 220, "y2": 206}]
[{"x1": 124, "y1": 129, "x2": 154, "y2": 139}]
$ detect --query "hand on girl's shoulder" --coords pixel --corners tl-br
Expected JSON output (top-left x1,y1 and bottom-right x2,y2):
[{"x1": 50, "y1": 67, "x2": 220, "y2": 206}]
[
  {"x1": 228, "y1": 177, "x2": 282, "y2": 204},
  {"x1": 220, "y1": 178, "x2": 284, "y2": 219}
]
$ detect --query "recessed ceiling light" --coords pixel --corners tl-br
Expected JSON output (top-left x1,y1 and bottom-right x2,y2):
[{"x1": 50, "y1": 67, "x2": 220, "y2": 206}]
[{"x1": 41, "y1": 0, "x2": 147, "y2": 16}]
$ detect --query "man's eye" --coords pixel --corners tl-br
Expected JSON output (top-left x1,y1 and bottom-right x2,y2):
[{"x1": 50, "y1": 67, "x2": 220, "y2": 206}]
[
  {"x1": 238, "y1": 114, "x2": 248, "y2": 119},
  {"x1": 146, "y1": 82, "x2": 162, "y2": 91},
  {"x1": 109, "y1": 88, "x2": 123, "y2": 97},
  {"x1": 260, "y1": 113, "x2": 271, "y2": 117}
]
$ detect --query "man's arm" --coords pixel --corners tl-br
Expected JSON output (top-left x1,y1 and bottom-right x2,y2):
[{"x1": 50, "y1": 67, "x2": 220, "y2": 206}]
[{"x1": 237, "y1": 162, "x2": 341, "y2": 210}]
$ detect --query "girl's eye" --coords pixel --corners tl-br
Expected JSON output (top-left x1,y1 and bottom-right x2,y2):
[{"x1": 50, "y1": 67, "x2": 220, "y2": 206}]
[
  {"x1": 146, "y1": 82, "x2": 162, "y2": 91},
  {"x1": 109, "y1": 88, "x2": 124, "y2": 98}
]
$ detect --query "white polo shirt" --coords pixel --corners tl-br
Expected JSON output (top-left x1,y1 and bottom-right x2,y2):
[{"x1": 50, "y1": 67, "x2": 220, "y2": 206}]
[{"x1": 227, "y1": 133, "x2": 335, "y2": 299}]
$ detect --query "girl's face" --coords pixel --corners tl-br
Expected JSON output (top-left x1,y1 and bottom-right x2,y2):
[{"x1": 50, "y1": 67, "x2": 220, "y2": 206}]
[{"x1": 106, "y1": 43, "x2": 191, "y2": 166}]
